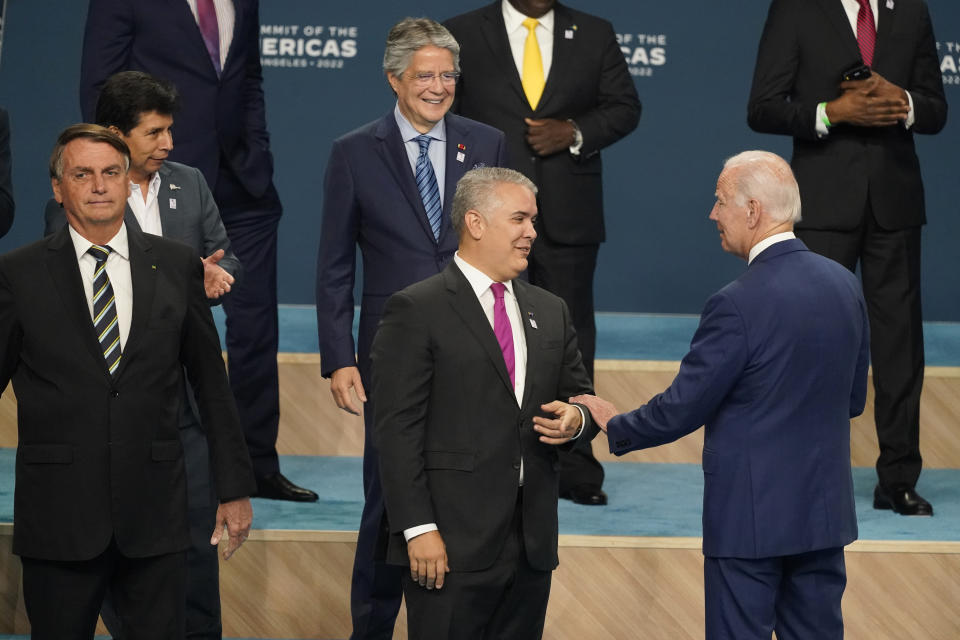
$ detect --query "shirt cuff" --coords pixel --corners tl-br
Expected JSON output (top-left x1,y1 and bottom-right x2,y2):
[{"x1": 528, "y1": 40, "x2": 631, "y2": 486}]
[
  {"x1": 403, "y1": 523, "x2": 438, "y2": 542},
  {"x1": 570, "y1": 404, "x2": 586, "y2": 440},
  {"x1": 815, "y1": 102, "x2": 830, "y2": 138},
  {"x1": 568, "y1": 119, "x2": 584, "y2": 155},
  {"x1": 904, "y1": 91, "x2": 915, "y2": 129}
]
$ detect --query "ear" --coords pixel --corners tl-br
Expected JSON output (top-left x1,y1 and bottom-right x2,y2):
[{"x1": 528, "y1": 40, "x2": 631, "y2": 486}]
[
  {"x1": 107, "y1": 125, "x2": 123, "y2": 137},
  {"x1": 465, "y1": 210, "x2": 485, "y2": 241},
  {"x1": 51, "y1": 177, "x2": 63, "y2": 204},
  {"x1": 746, "y1": 199, "x2": 760, "y2": 228},
  {"x1": 386, "y1": 73, "x2": 401, "y2": 96}
]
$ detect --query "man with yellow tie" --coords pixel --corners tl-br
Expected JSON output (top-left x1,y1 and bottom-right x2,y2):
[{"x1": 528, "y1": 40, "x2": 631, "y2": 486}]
[{"x1": 445, "y1": 0, "x2": 640, "y2": 507}]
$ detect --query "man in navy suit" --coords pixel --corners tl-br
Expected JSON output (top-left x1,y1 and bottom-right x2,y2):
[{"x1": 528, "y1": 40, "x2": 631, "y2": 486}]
[
  {"x1": 576, "y1": 151, "x2": 870, "y2": 639},
  {"x1": 315, "y1": 18, "x2": 506, "y2": 640},
  {"x1": 80, "y1": 0, "x2": 315, "y2": 502}
]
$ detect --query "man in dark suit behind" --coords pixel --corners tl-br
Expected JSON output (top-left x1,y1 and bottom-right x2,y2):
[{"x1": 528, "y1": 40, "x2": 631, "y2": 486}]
[
  {"x1": 80, "y1": 0, "x2": 315, "y2": 502},
  {"x1": 372, "y1": 167, "x2": 598, "y2": 640},
  {"x1": 0, "y1": 125, "x2": 255, "y2": 639},
  {"x1": 0, "y1": 107, "x2": 14, "y2": 238},
  {"x1": 444, "y1": 0, "x2": 641, "y2": 506},
  {"x1": 577, "y1": 151, "x2": 871, "y2": 639},
  {"x1": 45, "y1": 71, "x2": 241, "y2": 640},
  {"x1": 747, "y1": 0, "x2": 947, "y2": 515},
  {"x1": 315, "y1": 18, "x2": 506, "y2": 639}
]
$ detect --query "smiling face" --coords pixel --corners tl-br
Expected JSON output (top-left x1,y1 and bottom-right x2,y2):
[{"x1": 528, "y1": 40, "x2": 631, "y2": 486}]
[
  {"x1": 52, "y1": 138, "x2": 130, "y2": 243},
  {"x1": 387, "y1": 45, "x2": 456, "y2": 134},
  {"x1": 115, "y1": 110, "x2": 173, "y2": 184},
  {"x1": 469, "y1": 181, "x2": 538, "y2": 282},
  {"x1": 709, "y1": 168, "x2": 752, "y2": 259}
]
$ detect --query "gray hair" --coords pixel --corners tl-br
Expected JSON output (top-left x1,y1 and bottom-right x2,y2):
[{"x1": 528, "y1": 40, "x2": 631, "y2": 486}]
[
  {"x1": 382, "y1": 17, "x2": 460, "y2": 78},
  {"x1": 723, "y1": 150, "x2": 801, "y2": 224},
  {"x1": 451, "y1": 167, "x2": 538, "y2": 235},
  {"x1": 50, "y1": 123, "x2": 130, "y2": 180}
]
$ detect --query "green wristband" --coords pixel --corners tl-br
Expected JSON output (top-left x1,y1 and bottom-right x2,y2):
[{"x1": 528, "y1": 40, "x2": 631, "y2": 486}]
[{"x1": 819, "y1": 102, "x2": 832, "y2": 129}]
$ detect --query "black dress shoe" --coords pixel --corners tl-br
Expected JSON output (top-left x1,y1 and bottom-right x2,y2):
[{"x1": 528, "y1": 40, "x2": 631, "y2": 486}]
[
  {"x1": 560, "y1": 484, "x2": 608, "y2": 506},
  {"x1": 254, "y1": 472, "x2": 319, "y2": 502},
  {"x1": 873, "y1": 484, "x2": 933, "y2": 516}
]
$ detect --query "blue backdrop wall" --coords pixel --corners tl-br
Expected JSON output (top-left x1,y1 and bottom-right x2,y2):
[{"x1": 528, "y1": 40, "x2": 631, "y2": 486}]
[{"x1": 1, "y1": 1, "x2": 958, "y2": 318}]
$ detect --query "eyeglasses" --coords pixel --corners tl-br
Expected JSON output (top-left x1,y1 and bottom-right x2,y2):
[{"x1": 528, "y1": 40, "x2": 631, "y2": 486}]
[{"x1": 407, "y1": 71, "x2": 461, "y2": 86}]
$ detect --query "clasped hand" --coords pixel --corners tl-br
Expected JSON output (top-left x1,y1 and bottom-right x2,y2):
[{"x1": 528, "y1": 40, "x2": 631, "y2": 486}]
[{"x1": 828, "y1": 71, "x2": 909, "y2": 128}]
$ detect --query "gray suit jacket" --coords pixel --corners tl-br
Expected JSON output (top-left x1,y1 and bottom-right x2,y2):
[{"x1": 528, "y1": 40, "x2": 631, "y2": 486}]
[{"x1": 44, "y1": 160, "x2": 241, "y2": 285}]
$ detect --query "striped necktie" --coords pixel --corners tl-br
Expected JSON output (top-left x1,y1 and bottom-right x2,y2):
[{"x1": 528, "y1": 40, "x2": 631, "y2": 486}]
[
  {"x1": 856, "y1": 0, "x2": 876, "y2": 67},
  {"x1": 87, "y1": 245, "x2": 122, "y2": 376},
  {"x1": 415, "y1": 135, "x2": 442, "y2": 241}
]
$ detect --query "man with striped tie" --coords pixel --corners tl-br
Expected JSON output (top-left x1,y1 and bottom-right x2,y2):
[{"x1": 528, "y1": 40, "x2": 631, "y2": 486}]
[{"x1": 0, "y1": 124, "x2": 255, "y2": 639}]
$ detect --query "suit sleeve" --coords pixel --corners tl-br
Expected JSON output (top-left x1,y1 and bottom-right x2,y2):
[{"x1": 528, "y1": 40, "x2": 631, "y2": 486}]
[
  {"x1": 178, "y1": 255, "x2": 256, "y2": 500},
  {"x1": 555, "y1": 298, "x2": 598, "y2": 450},
  {"x1": 371, "y1": 291, "x2": 436, "y2": 532},
  {"x1": 80, "y1": 0, "x2": 135, "y2": 121},
  {"x1": 0, "y1": 110, "x2": 14, "y2": 238},
  {"x1": 607, "y1": 292, "x2": 749, "y2": 454},
  {"x1": 906, "y1": 1, "x2": 948, "y2": 135},
  {"x1": 315, "y1": 140, "x2": 361, "y2": 377},
  {"x1": 746, "y1": 0, "x2": 820, "y2": 141},
  {"x1": 192, "y1": 166, "x2": 243, "y2": 286},
  {"x1": 850, "y1": 292, "x2": 871, "y2": 418},
  {"x1": 0, "y1": 257, "x2": 23, "y2": 391},
  {"x1": 575, "y1": 21, "x2": 641, "y2": 158},
  {"x1": 242, "y1": 1, "x2": 271, "y2": 154}
]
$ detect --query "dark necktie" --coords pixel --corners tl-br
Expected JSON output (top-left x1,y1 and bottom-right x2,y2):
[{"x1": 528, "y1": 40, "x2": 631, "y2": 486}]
[
  {"x1": 856, "y1": 0, "x2": 876, "y2": 67},
  {"x1": 414, "y1": 135, "x2": 442, "y2": 241},
  {"x1": 491, "y1": 283, "x2": 516, "y2": 388},
  {"x1": 197, "y1": 0, "x2": 221, "y2": 75},
  {"x1": 88, "y1": 245, "x2": 122, "y2": 376}
]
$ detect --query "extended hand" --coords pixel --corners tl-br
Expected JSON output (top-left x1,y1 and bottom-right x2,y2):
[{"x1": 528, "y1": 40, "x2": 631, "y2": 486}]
[
  {"x1": 407, "y1": 530, "x2": 449, "y2": 590},
  {"x1": 533, "y1": 400, "x2": 583, "y2": 445},
  {"x1": 828, "y1": 71, "x2": 909, "y2": 127},
  {"x1": 330, "y1": 366, "x2": 367, "y2": 416},
  {"x1": 524, "y1": 118, "x2": 577, "y2": 156},
  {"x1": 202, "y1": 249, "x2": 235, "y2": 299},
  {"x1": 569, "y1": 394, "x2": 619, "y2": 432},
  {"x1": 210, "y1": 497, "x2": 253, "y2": 560}
]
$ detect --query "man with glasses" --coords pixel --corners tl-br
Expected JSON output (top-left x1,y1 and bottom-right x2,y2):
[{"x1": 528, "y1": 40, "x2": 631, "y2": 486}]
[{"x1": 315, "y1": 17, "x2": 506, "y2": 640}]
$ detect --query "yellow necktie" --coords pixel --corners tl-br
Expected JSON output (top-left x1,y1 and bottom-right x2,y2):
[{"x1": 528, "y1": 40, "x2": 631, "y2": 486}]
[{"x1": 521, "y1": 18, "x2": 544, "y2": 110}]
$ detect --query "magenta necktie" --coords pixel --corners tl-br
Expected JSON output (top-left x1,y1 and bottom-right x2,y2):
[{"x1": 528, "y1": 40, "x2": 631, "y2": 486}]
[
  {"x1": 856, "y1": 0, "x2": 876, "y2": 68},
  {"x1": 490, "y1": 283, "x2": 516, "y2": 388},
  {"x1": 197, "y1": 0, "x2": 221, "y2": 75}
]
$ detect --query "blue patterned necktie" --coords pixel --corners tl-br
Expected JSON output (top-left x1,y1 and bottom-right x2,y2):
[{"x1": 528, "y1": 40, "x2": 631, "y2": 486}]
[
  {"x1": 414, "y1": 135, "x2": 442, "y2": 241},
  {"x1": 87, "y1": 245, "x2": 122, "y2": 376}
]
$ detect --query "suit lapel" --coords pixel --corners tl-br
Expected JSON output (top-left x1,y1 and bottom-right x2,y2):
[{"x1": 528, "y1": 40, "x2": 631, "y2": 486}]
[
  {"x1": 479, "y1": 3, "x2": 527, "y2": 108},
  {"x1": 538, "y1": 4, "x2": 575, "y2": 114},
  {"x1": 156, "y1": 164, "x2": 181, "y2": 240},
  {"x1": 44, "y1": 227, "x2": 109, "y2": 374},
  {"x1": 816, "y1": 0, "x2": 863, "y2": 65},
  {"x1": 118, "y1": 227, "x2": 158, "y2": 378},
  {"x1": 513, "y1": 280, "x2": 540, "y2": 408},
  {"x1": 873, "y1": 0, "x2": 895, "y2": 68},
  {"x1": 443, "y1": 264, "x2": 515, "y2": 395},
  {"x1": 374, "y1": 114, "x2": 437, "y2": 244}
]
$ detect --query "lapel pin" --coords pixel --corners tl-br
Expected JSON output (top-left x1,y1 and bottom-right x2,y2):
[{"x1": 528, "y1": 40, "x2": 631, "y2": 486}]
[
  {"x1": 169, "y1": 198, "x2": 177, "y2": 209},
  {"x1": 169, "y1": 183, "x2": 181, "y2": 191},
  {"x1": 564, "y1": 29, "x2": 575, "y2": 40},
  {"x1": 457, "y1": 143, "x2": 466, "y2": 150},
  {"x1": 885, "y1": 0, "x2": 893, "y2": 8},
  {"x1": 456, "y1": 152, "x2": 465, "y2": 163},
  {"x1": 528, "y1": 311, "x2": 538, "y2": 329},
  {"x1": 152, "y1": 265, "x2": 157, "y2": 270}
]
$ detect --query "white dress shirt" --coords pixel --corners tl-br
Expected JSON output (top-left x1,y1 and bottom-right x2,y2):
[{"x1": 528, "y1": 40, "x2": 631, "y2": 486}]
[
  {"x1": 69, "y1": 223, "x2": 133, "y2": 350},
  {"x1": 128, "y1": 172, "x2": 164, "y2": 236},
  {"x1": 185, "y1": 0, "x2": 235, "y2": 70},
  {"x1": 394, "y1": 104, "x2": 447, "y2": 209},
  {"x1": 748, "y1": 231, "x2": 797, "y2": 265}
]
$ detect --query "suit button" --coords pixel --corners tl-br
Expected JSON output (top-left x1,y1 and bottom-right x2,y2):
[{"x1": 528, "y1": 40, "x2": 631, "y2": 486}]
[
  {"x1": 111, "y1": 390, "x2": 119, "y2": 398},
  {"x1": 513, "y1": 462, "x2": 521, "y2": 470}
]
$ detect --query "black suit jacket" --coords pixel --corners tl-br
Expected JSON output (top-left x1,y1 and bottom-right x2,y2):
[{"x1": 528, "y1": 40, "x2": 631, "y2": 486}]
[
  {"x1": 445, "y1": 3, "x2": 640, "y2": 245},
  {"x1": 81, "y1": 0, "x2": 273, "y2": 197},
  {"x1": 0, "y1": 225, "x2": 255, "y2": 561},
  {"x1": 0, "y1": 108, "x2": 13, "y2": 238},
  {"x1": 747, "y1": 0, "x2": 947, "y2": 231},
  {"x1": 371, "y1": 262, "x2": 596, "y2": 573}
]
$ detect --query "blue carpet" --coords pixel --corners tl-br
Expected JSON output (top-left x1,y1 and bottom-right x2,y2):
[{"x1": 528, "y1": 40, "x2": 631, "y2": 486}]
[
  {"x1": 2, "y1": 449, "x2": 954, "y2": 542},
  {"x1": 214, "y1": 306, "x2": 960, "y2": 365}
]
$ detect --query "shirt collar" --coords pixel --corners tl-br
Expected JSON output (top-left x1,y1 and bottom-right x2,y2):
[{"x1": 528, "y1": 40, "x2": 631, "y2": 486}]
[
  {"x1": 748, "y1": 231, "x2": 796, "y2": 264},
  {"x1": 394, "y1": 103, "x2": 447, "y2": 144},
  {"x1": 454, "y1": 252, "x2": 516, "y2": 300},
  {"x1": 502, "y1": 0, "x2": 554, "y2": 33},
  {"x1": 130, "y1": 171, "x2": 163, "y2": 197},
  {"x1": 69, "y1": 222, "x2": 130, "y2": 262}
]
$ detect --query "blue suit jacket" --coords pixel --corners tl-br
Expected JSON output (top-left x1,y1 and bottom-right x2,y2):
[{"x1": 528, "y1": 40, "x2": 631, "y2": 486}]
[
  {"x1": 608, "y1": 239, "x2": 870, "y2": 559},
  {"x1": 81, "y1": 0, "x2": 273, "y2": 197},
  {"x1": 315, "y1": 111, "x2": 506, "y2": 379}
]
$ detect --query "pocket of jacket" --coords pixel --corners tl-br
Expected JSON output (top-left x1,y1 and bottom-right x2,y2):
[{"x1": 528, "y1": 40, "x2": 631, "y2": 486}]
[{"x1": 423, "y1": 450, "x2": 475, "y2": 472}]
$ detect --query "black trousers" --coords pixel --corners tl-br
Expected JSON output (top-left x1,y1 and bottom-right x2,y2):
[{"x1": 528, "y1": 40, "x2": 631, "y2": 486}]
[
  {"x1": 214, "y1": 165, "x2": 284, "y2": 478},
  {"x1": 21, "y1": 540, "x2": 186, "y2": 640},
  {"x1": 528, "y1": 234, "x2": 605, "y2": 492},
  {"x1": 402, "y1": 492, "x2": 552, "y2": 640},
  {"x1": 797, "y1": 211, "x2": 924, "y2": 489}
]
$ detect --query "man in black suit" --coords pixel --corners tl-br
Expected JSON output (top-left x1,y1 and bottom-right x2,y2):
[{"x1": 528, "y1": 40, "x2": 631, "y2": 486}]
[
  {"x1": 45, "y1": 71, "x2": 241, "y2": 640},
  {"x1": 0, "y1": 124, "x2": 255, "y2": 639},
  {"x1": 81, "y1": 0, "x2": 315, "y2": 502},
  {"x1": 0, "y1": 107, "x2": 13, "y2": 238},
  {"x1": 372, "y1": 167, "x2": 597, "y2": 639},
  {"x1": 748, "y1": 0, "x2": 947, "y2": 515},
  {"x1": 445, "y1": 0, "x2": 641, "y2": 506}
]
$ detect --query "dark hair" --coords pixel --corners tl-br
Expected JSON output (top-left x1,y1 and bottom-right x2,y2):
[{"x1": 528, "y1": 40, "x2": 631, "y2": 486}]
[
  {"x1": 49, "y1": 124, "x2": 130, "y2": 179},
  {"x1": 94, "y1": 71, "x2": 180, "y2": 134}
]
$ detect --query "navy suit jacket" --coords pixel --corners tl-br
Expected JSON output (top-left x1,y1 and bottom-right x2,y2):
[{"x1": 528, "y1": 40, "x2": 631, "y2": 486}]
[
  {"x1": 81, "y1": 0, "x2": 273, "y2": 197},
  {"x1": 607, "y1": 240, "x2": 870, "y2": 559},
  {"x1": 315, "y1": 111, "x2": 506, "y2": 380}
]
